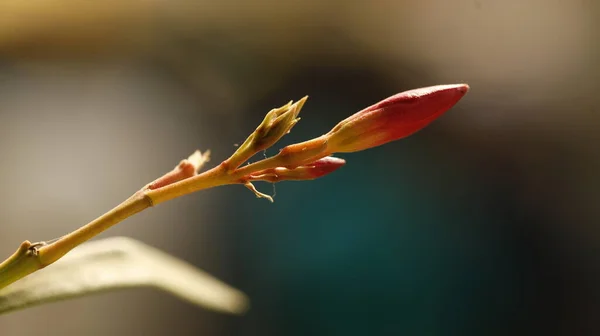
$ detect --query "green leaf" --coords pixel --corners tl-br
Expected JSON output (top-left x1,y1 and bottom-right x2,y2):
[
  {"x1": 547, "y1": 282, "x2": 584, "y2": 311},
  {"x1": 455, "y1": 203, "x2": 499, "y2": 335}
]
[{"x1": 0, "y1": 237, "x2": 249, "y2": 315}]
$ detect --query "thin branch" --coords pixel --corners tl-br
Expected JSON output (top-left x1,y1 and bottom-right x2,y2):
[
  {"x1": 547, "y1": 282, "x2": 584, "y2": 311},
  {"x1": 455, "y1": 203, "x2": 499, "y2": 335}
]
[
  {"x1": 0, "y1": 150, "x2": 264, "y2": 289},
  {"x1": 0, "y1": 150, "x2": 220, "y2": 290},
  {"x1": 0, "y1": 97, "x2": 316, "y2": 290},
  {"x1": 145, "y1": 150, "x2": 210, "y2": 190},
  {"x1": 0, "y1": 85, "x2": 469, "y2": 292},
  {"x1": 37, "y1": 192, "x2": 152, "y2": 267}
]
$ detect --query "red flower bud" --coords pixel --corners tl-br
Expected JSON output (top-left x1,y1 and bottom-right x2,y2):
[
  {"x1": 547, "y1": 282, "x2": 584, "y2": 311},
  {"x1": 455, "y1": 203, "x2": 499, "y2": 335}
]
[
  {"x1": 325, "y1": 84, "x2": 469, "y2": 153},
  {"x1": 247, "y1": 156, "x2": 345, "y2": 182}
]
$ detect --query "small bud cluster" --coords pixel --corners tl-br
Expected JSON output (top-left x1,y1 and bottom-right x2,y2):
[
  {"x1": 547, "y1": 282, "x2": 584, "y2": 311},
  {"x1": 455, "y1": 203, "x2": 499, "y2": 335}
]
[
  {"x1": 225, "y1": 97, "x2": 307, "y2": 170},
  {"x1": 223, "y1": 84, "x2": 469, "y2": 201}
]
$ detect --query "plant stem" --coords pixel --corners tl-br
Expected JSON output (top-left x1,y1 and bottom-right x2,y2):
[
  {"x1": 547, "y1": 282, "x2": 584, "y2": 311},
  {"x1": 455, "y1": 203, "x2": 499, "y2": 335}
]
[
  {"x1": 232, "y1": 156, "x2": 281, "y2": 178},
  {"x1": 0, "y1": 193, "x2": 151, "y2": 290},
  {"x1": 0, "y1": 95, "x2": 319, "y2": 289},
  {"x1": 0, "y1": 241, "x2": 41, "y2": 290},
  {"x1": 0, "y1": 142, "x2": 296, "y2": 290},
  {"x1": 37, "y1": 193, "x2": 151, "y2": 266},
  {"x1": 145, "y1": 164, "x2": 231, "y2": 205},
  {"x1": 0, "y1": 157, "x2": 254, "y2": 290}
]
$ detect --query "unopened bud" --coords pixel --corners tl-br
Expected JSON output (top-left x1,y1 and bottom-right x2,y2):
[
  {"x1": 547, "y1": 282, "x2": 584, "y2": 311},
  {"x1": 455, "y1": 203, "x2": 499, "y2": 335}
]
[
  {"x1": 325, "y1": 84, "x2": 469, "y2": 153},
  {"x1": 248, "y1": 156, "x2": 345, "y2": 182},
  {"x1": 254, "y1": 97, "x2": 306, "y2": 150},
  {"x1": 225, "y1": 97, "x2": 307, "y2": 170}
]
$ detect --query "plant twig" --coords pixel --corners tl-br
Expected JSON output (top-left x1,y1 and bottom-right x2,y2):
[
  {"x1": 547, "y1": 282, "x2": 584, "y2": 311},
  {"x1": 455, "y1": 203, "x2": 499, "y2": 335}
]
[
  {"x1": 0, "y1": 98, "x2": 309, "y2": 290},
  {"x1": 0, "y1": 84, "x2": 469, "y2": 291}
]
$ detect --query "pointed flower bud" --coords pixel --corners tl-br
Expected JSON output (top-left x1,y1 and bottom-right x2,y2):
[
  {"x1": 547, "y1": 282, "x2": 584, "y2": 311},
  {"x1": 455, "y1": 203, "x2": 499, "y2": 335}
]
[
  {"x1": 253, "y1": 96, "x2": 306, "y2": 150},
  {"x1": 225, "y1": 96, "x2": 307, "y2": 170},
  {"x1": 325, "y1": 84, "x2": 469, "y2": 153},
  {"x1": 247, "y1": 156, "x2": 345, "y2": 182}
]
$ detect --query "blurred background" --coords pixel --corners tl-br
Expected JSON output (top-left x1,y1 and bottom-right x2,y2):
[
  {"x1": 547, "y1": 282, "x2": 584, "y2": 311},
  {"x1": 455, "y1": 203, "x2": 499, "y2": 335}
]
[{"x1": 0, "y1": 0, "x2": 599, "y2": 335}]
